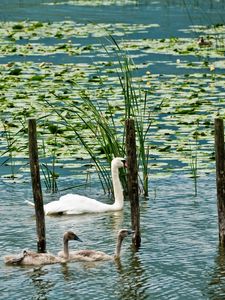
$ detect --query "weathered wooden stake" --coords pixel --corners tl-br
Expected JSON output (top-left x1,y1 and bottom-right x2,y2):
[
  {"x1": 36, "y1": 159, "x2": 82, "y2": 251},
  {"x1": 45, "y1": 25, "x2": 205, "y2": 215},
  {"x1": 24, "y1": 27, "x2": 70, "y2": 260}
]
[
  {"x1": 125, "y1": 118, "x2": 141, "y2": 249},
  {"x1": 215, "y1": 118, "x2": 225, "y2": 246},
  {"x1": 28, "y1": 118, "x2": 46, "y2": 253}
]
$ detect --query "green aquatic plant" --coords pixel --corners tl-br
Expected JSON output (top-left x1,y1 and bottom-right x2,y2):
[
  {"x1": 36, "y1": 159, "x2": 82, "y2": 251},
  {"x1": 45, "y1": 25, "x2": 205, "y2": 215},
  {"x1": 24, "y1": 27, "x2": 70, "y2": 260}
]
[
  {"x1": 41, "y1": 163, "x2": 58, "y2": 192},
  {"x1": 0, "y1": 119, "x2": 27, "y2": 180},
  {"x1": 45, "y1": 92, "x2": 126, "y2": 194},
  {"x1": 107, "y1": 36, "x2": 153, "y2": 196},
  {"x1": 0, "y1": 18, "x2": 225, "y2": 189},
  {"x1": 186, "y1": 121, "x2": 200, "y2": 197},
  {"x1": 1, "y1": 120, "x2": 16, "y2": 179},
  {"x1": 189, "y1": 136, "x2": 198, "y2": 197},
  {"x1": 39, "y1": 122, "x2": 65, "y2": 193},
  {"x1": 44, "y1": 36, "x2": 153, "y2": 196}
]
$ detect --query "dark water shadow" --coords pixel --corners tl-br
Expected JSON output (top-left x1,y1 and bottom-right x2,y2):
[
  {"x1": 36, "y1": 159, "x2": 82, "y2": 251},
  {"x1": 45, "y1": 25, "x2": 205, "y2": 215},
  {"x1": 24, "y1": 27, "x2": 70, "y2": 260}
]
[
  {"x1": 27, "y1": 266, "x2": 55, "y2": 300},
  {"x1": 207, "y1": 246, "x2": 225, "y2": 299},
  {"x1": 115, "y1": 251, "x2": 149, "y2": 300}
]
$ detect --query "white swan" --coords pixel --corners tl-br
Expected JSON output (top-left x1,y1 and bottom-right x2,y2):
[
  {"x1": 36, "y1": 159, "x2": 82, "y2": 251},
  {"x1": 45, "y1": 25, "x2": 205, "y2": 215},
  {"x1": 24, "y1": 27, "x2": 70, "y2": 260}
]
[
  {"x1": 26, "y1": 157, "x2": 126, "y2": 215},
  {"x1": 58, "y1": 229, "x2": 134, "y2": 262},
  {"x1": 3, "y1": 231, "x2": 82, "y2": 266}
]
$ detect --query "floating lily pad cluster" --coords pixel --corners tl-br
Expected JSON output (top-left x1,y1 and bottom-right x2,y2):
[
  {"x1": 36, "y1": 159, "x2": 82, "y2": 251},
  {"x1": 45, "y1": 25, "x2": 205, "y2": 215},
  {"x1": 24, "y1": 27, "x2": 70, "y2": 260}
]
[{"x1": 0, "y1": 18, "x2": 224, "y2": 185}]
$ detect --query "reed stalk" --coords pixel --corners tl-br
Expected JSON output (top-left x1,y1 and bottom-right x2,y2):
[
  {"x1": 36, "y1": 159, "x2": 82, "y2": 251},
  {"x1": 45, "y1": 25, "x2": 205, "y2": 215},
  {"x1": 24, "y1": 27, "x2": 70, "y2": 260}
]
[
  {"x1": 44, "y1": 37, "x2": 152, "y2": 195},
  {"x1": 39, "y1": 122, "x2": 60, "y2": 193},
  {"x1": 45, "y1": 97, "x2": 125, "y2": 194},
  {"x1": 108, "y1": 36, "x2": 151, "y2": 196},
  {"x1": 189, "y1": 131, "x2": 198, "y2": 197},
  {"x1": 2, "y1": 122, "x2": 16, "y2": 179}
]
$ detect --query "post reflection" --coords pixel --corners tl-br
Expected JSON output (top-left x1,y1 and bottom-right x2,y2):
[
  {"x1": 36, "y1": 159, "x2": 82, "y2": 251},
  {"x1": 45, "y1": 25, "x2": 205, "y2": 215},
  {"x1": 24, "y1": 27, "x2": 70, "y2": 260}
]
[
  {"x1": 207, "y1": 246, "x2": 225, "y2": 299},
  {"x1": 115, "y1": 251, "x2": 149, "y2": 300},
  {"x1": 28, "y1": 267, "x2": 54, "y2": 300}
]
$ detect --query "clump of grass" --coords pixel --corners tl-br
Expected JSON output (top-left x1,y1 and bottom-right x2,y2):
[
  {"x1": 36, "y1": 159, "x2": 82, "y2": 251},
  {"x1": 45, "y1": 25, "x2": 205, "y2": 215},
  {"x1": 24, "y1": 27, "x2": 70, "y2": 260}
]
[
  {"x1": 189, "y1": 126, "x2": 199, "y2": 197},
  {"x1": 45, "y1": 36, "x2": 153, "y2": 196},
  {"x1": 107, "y1": 36, "x2": 152, "y2": 196},
  {"x1": 183, "y1": 120, "x2": 200, "y2": 197},
  {"x1": 39, "y1": 122, "x2": 63, "y2": 193},
  {"x1": 45, "y1": 94, "x2": 126, "y2": 194},
  {"x1": 0, "y1": 119, "x2": 27, "y2": 180},
  {"x1": 1, "y1": 120, "x2": 16, "y2": 179},
  {"x1": 41, "y1": 163, "x2": 58, "y2": 192}
]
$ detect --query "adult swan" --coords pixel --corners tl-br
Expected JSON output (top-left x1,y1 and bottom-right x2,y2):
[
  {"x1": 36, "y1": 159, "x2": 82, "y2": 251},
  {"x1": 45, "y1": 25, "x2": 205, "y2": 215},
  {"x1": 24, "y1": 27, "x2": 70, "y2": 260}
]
[{"x1": 26, "y1": 157, "x2": 126, "y2": 215}]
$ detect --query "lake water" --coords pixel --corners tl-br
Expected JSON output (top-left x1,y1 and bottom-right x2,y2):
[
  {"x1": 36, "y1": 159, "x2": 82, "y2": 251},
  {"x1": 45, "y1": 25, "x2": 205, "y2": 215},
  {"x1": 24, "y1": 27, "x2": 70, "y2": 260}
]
[
  {"x1": 0, "y1": 173, "x2": 220, "y2": 300},
  {"x1": 1, "y1": 1, "x2": 225, "y2": 299}
]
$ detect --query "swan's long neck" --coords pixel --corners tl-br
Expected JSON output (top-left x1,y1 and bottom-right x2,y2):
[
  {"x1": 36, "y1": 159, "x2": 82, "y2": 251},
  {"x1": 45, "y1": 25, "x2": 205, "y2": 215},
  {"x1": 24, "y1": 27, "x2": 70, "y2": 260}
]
[
  {"x1": 63, "y1": 238, "x2": 69, "y2": 259},
  {"x1": 111, "y1": 164, "x2": 124, "y2": 209},
  {"x1": 114, "y1": 234, "x2": 123, "y2": 259}
]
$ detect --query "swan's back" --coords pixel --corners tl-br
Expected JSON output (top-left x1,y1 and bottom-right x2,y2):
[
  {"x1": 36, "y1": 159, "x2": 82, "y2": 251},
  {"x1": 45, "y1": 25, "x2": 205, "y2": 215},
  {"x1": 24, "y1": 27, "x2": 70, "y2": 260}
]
[
  {"x1": 23, "y1": 251, "x2": 65, "y2": 265},
  {"x1": 68, "y1": 249, "x2": 112, "y2": 262},
  {"x1": 59, "y1": 229, "x2": 134, "y2": 262},
  {"x1": 45, "y1": 194, "x2": 116, "y2": 215},
  {"x1": 42, "y1": 157, "x2": 126, "y2": 215},
  {"x1": 57, "y1": 230, "x2": 112, "y2": 261},
  {"x1": 4, "y1": 252, "x2": 25, "y2": 265},
  {"x1": 4, "y1": 250, "x2": 65, "y2": 266}
]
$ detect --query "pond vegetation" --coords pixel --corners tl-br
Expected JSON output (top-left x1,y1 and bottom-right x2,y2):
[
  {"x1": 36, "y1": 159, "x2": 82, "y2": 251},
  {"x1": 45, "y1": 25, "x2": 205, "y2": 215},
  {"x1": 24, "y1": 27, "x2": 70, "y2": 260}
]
[
  {"x1": 1, "y1": 1, "x2": 225, "y2": 300},
  {"x1": 0, "y1": 15, "x2": 225, "y2": 196}
]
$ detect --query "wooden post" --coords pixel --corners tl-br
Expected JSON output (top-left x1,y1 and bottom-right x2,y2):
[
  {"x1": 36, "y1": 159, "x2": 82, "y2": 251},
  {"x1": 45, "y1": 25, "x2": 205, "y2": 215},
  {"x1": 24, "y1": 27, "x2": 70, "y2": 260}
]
[
  {"x1": 125, "y1": 118, "x2": 141, "y2": 249},
  {"x1": 28, "y1": 118, "x2": 46, "y2": 253},
  {"x1": 215, "y1": 118, "x2": 225, "y2": 246}
]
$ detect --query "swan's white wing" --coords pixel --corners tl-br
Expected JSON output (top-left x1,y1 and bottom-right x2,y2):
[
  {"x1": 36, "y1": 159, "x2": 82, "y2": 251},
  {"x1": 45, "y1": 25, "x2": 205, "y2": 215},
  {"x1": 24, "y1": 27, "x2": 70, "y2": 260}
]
[
  {"x1": 43, "y1": 157, "x2": 125, "y2": 215},
  {"x1": 56, "y1": 193, "x2": 113, "y2": 215},
  {"x1": 44, "y1": 200, "x2": 69, "y2": 215}
]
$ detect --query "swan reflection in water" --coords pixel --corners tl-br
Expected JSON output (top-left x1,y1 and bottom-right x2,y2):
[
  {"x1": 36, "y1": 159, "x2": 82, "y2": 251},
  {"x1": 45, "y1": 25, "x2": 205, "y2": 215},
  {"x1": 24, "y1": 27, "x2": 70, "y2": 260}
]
[{"x1": 115, "y1": 252, "x2": 149, "y2": 300}]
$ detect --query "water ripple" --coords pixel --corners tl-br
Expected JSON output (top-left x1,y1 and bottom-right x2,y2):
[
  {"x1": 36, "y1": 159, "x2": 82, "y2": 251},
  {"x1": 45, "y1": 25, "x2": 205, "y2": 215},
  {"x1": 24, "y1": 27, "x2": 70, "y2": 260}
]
[{"x1": 0, "y1": 173, "x2": 222, "y2": 299}]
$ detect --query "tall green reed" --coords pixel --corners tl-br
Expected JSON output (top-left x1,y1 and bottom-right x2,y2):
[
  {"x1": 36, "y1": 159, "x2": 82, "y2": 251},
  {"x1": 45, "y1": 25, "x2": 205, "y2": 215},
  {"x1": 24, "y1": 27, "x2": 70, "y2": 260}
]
[
  {"x1": 108, "y1": 36, "x2": 151, "y2": 196},
  {"x1": 0, "y1": 120, "x2": 27, "y2": 179},
  {"x1": 45, "y1": 94, "x2": 126, "y2": 194},
  {"x1": 45, "y1": 36, "x2": 152, "y2": 195},
  {"x1": 39, "y1": 122, "x2": 61, "y2": 193},
  {"x1": 1, "y1": 120, "x2": 16, "y2": 179},
  {"x1": 189, "y1": 124, "x2": 199, "y2": 197}
]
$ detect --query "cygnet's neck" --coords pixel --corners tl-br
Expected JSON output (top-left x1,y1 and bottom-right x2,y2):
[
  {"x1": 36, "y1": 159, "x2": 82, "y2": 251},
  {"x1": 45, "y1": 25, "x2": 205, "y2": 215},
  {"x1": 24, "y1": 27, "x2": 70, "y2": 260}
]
[
  {"x1": 114, "y1": 234, "x2": 123, "y2": 259},
  {"x1": 111, "y1": 164, "x2": 124, "y2": 209},
  {"x1": 63, "y1": 237, "x2": 69, "y2": 259}
]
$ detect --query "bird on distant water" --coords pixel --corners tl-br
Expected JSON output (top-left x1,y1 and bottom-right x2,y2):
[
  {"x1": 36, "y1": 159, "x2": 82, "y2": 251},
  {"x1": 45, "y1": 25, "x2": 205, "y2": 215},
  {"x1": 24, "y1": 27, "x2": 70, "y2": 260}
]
[
  {"x1": 26, "y1": 157, "x2": 126, "y2": 215},
  {"x1": 197, "y1": 37, "x2": 212, "y2": 47},
  {"x1": 58, "y1": 229, "x2": 134, "y2": 262}
]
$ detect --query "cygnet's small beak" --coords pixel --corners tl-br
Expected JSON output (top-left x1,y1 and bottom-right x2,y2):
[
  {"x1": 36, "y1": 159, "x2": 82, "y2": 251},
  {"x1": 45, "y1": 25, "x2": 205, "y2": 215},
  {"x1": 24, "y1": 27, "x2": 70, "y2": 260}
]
[
  {"x1": 128, "y1": 230, "x2": 135, "y2": 235},
  {"x1": 75, "y1": 236, "x2": 83, "y2": 242}
]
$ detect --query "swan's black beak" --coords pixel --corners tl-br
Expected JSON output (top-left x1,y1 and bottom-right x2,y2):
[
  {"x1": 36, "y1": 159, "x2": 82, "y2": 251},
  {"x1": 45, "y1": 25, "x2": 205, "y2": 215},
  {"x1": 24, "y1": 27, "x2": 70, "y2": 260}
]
[
  {"x1": 122, "y1": 158, "x2": 127, "y2": 168},
  {"x1": 75, "y1": 235, "x2": 83, "y2": 242},
  {"x1": 128, "y1": 230, "x2": 135, "y2": 236}
]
